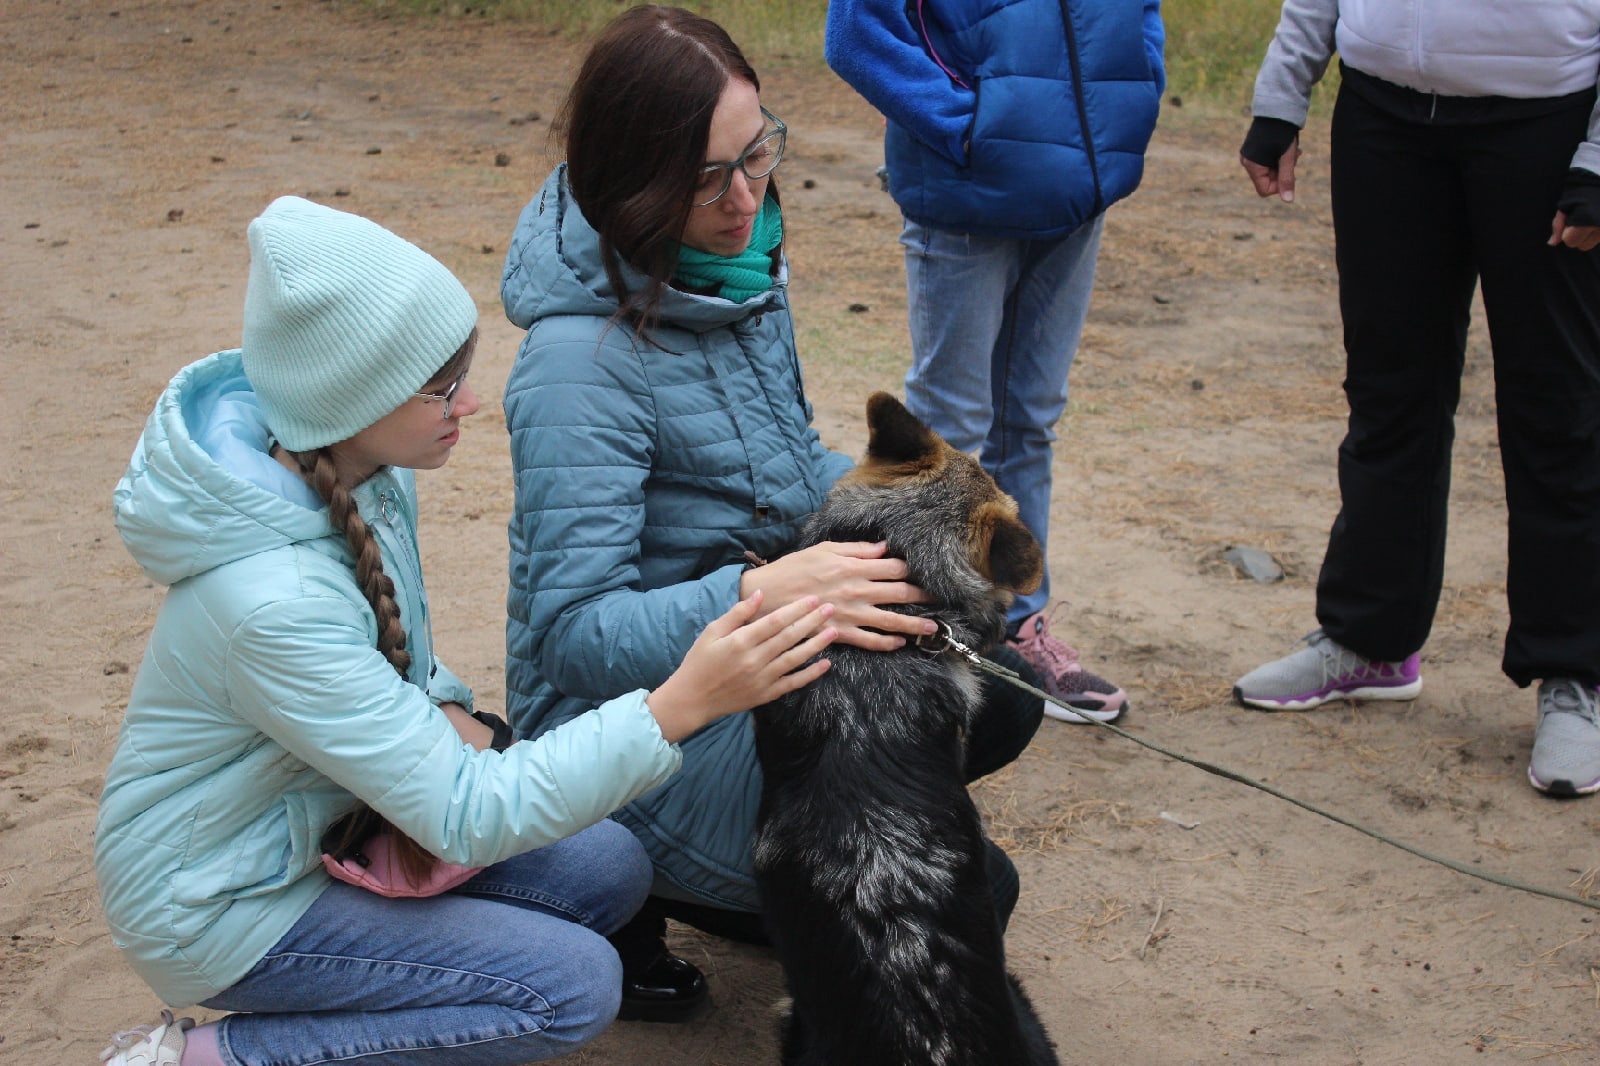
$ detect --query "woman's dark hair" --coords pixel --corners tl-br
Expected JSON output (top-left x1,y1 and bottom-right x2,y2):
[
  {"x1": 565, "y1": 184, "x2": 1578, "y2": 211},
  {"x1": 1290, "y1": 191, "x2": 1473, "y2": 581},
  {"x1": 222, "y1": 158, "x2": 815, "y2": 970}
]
[
  {"x1": 558, "y1": 4, "x2": 770, "y2": 334},
  {"x1": 298, "y1": 329, "x2": 478, "y2": 885}
]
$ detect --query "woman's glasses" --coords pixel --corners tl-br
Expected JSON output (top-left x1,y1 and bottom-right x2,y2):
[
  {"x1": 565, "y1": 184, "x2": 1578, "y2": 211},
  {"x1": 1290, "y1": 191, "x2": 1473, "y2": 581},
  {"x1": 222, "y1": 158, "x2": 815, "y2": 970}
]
[
  {"x1": 413, "y1": 367, "x2": 470, "y2": 419},
  {"x1": 694, "y1": 107, "x2": 786, "y2": 207}
]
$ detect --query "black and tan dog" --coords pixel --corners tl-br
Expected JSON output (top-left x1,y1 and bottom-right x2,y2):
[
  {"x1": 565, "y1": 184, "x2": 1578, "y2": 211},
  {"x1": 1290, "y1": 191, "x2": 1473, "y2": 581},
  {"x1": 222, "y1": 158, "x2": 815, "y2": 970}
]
[{"x1": 751, "y1": 392, "x2": 1059, "y2": 1066}]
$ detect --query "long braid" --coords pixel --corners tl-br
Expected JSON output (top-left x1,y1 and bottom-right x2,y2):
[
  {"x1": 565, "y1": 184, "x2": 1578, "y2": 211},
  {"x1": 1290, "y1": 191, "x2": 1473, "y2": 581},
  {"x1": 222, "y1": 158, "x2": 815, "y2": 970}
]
[
  {"x1": 292, "y1": 447, "x2": 438, "y2": 882},
  {"x1": 304, "y1": 449, "x2": 412, "y2": 677}
]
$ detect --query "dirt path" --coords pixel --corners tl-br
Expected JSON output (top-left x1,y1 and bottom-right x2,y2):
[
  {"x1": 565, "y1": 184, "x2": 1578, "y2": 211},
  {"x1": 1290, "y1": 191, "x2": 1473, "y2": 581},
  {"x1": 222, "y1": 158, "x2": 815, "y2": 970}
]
[{"x1": 3, "y1": 3, "x2": 1596, "y2": 1063}]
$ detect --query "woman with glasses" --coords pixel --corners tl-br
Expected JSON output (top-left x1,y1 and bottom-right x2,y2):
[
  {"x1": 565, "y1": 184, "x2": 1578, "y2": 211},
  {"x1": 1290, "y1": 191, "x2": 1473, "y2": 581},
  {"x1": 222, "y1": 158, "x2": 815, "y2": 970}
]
[
  {"x1": 501, "y1": 4, "x2": 1046, "y2": 1021},
  {"x1": 95, "y1": 195, "x2": 835, "y2": 1066}
]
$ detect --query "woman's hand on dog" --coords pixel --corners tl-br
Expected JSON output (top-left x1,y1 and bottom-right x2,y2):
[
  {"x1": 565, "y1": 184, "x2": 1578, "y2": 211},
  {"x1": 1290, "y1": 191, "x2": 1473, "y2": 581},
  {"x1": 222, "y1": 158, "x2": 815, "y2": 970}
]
[
  {"x1": 646, "y1": 591, "x2": 838, "y2": 743},
  {"x1": 740, "y1": 540, "x2": 936, "y2": 652}
]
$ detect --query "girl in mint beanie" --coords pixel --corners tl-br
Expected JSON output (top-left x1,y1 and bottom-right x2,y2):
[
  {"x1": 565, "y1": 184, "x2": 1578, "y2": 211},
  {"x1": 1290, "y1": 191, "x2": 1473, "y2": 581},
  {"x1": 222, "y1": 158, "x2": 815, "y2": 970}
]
[{"x1": 96, "y1": 195, "x2": 836, "y2": 1065}]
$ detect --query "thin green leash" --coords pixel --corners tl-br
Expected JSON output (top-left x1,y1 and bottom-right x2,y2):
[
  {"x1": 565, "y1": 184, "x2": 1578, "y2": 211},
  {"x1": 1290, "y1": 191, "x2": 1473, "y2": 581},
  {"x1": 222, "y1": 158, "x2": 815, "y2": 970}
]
[{"x1": 917, "y1": 624, "x2": 1600, "y2": 913}]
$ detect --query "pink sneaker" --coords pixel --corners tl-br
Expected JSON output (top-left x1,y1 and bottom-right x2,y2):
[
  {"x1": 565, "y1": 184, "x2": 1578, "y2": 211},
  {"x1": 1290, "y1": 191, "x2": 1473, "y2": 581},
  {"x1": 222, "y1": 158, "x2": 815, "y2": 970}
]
[{"x1": 1007, "y1": 608, "x2": 1128, "y2": 723}]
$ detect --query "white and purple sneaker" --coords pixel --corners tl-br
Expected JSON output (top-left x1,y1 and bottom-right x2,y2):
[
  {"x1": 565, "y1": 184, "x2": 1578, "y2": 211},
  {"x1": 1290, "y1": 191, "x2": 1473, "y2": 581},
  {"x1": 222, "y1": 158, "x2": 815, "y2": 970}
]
[{"x1": 1234, "y1": 629, "x2": 1421, "y2": 712}]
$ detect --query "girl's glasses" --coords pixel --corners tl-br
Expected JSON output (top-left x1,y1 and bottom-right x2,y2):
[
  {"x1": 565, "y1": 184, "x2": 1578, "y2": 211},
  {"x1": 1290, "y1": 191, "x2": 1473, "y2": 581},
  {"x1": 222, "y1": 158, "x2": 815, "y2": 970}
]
[
  {"x1": 414, "y1": 368, "x2": 469, "y2": 419},
  {"x1": 694, "y1": 107, "x2": 786, "y2": 207}
]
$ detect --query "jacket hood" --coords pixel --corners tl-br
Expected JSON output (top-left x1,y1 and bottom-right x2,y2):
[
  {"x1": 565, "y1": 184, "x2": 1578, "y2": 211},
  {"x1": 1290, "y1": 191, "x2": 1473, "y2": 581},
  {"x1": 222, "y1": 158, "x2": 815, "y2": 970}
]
[
  {"x1": 114, "y1": 349, "x2": 336, "y2": 587},
  {"x1": 501, "y1": 164, "x2": 790, "y2": 337}
]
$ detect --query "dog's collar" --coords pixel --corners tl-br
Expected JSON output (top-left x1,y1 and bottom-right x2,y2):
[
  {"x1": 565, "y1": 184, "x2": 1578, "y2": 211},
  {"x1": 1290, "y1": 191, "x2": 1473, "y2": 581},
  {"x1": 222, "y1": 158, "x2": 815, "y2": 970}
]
[{"x1": 915, "y1": 618, "x2": 984, "y2": 665}]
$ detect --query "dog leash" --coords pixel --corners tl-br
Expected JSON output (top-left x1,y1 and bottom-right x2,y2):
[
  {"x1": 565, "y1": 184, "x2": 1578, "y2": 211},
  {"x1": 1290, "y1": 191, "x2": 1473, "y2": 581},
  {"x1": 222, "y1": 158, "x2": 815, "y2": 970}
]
[{"x1": 916, "y1": 625, "x2": 1600, "y2": 914}]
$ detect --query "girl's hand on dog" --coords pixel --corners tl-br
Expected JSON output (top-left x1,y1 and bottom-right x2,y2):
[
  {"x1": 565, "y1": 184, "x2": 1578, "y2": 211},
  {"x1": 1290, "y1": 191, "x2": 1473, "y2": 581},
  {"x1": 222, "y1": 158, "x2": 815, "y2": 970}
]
[
  {"x1": 647, "y1": 591, "x2": 837, "y2": 743},
  {"x1": 741, "y1": 541, "x2": 936, "y2": 652}
]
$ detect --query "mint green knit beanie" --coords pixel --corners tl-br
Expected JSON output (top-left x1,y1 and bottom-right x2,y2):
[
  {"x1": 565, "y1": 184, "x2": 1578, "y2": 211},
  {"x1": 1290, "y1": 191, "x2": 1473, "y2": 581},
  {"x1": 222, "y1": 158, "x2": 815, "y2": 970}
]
[{"x1": 241, "y1": 196, "x2": 478, "y2": 452}]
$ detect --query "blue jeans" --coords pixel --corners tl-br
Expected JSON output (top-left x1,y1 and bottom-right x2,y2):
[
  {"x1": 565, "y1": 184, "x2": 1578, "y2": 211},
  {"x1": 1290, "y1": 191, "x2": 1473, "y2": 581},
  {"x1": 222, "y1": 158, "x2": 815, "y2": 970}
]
[
  {"x1": 902, "y1": 215, "x2": 1106, "y2": 624},
  {"x1": 201, "y1": 820, "x2": 651, "y2": 1065}
]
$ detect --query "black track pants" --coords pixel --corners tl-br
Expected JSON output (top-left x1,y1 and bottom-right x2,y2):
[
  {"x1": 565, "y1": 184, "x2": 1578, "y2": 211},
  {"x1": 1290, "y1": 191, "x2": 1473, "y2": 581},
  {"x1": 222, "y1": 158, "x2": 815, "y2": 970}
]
[{"x1": 1316, "y1": 84, "x2": 1600, "y2": 687}]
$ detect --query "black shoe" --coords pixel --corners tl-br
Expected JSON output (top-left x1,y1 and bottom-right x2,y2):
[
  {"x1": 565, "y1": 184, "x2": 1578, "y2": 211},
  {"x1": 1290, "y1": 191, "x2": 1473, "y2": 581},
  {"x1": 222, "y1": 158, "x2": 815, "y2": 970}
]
[{"x1": 617, "y1": 951, "x2": 709, "y2": 1023}]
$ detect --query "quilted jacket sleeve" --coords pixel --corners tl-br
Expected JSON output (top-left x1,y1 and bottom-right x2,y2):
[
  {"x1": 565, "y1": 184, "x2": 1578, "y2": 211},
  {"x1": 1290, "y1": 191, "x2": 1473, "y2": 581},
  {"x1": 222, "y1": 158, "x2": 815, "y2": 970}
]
[
  {"x1": 504, "y1": 330, "x2": 745, "y2": 705},
  {"x1": 425, "y1": 658, "x2": 474, "y2": 712},
  {"x1": 224, "y1": 590, "x2": 680, "y2": 868}
]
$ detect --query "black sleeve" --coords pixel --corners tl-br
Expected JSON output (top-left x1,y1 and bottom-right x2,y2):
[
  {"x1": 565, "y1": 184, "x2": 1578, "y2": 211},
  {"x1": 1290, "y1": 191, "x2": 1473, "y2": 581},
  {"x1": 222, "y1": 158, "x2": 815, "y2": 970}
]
[
  {"x1": 1239, "y1": 117, "x2": 1301, "y2": 168},
  {"x1": 469, "y1": 709, "x2": 517, "y2": 752},
  {"x1": 1557, "y1": 168, "x2": 1600, "y2": 230}
]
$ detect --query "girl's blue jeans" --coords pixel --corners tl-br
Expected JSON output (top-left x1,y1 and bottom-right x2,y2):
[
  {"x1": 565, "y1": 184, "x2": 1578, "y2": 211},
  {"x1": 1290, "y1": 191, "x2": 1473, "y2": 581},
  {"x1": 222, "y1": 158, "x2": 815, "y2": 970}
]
[
  {"x1": 901, "y1": 214, "x2": 1106, "y2": 625},
  {"x1": 201, "y1": 819, "x2": 652, "y2": 1065}
]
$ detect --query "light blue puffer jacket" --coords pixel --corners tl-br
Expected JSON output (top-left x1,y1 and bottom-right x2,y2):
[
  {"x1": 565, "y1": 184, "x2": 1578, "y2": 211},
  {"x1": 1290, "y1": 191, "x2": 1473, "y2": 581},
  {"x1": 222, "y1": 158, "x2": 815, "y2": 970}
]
[
  {"x1": 97, "y1": 350, "x2": 680, "y2": 1007},
  {"x1": 501, "y1": 166, "x2": 854, "y2": 910}
]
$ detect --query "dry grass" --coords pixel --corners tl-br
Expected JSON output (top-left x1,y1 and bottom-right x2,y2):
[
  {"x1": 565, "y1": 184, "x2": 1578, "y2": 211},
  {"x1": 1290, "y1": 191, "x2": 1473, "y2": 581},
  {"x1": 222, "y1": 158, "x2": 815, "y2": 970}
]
[{"x1": 971, "y1": 770, "x2": 1135, "y2": 855}]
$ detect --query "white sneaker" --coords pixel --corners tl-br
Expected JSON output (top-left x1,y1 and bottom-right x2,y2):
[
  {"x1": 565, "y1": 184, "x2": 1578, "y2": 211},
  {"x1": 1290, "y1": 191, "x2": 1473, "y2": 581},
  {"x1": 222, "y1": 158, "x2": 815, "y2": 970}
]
[{"x1": 98, "y1": 1010, "x2": 192, "y2": 1066}]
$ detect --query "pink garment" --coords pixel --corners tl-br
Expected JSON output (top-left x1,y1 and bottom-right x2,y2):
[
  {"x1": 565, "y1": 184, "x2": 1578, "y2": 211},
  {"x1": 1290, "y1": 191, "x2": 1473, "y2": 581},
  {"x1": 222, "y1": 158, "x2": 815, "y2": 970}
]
[{"x1": 321, "y1": 832, "x2": 482, "y2": 899}]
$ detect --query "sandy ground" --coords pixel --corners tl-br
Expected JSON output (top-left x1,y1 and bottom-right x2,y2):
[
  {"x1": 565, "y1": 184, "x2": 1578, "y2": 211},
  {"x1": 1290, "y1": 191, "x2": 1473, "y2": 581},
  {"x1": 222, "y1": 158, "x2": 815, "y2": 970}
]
[{"x1": 3, "y1": 2, "x2": 1598, "y2": 1063}]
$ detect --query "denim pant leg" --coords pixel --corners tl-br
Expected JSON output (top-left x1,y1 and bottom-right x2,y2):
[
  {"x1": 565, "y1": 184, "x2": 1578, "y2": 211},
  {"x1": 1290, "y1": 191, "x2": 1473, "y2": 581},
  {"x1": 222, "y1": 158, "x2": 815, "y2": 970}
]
[
  {"x1": 902, "y1": 216, "x2": 1106, "y2": 623},
  {"x1": 452, "y1": 818, "x2": 652, "y2": 931},
  {"x1": 203, "y1": 820, "x2": 651, "y2": 1066}
]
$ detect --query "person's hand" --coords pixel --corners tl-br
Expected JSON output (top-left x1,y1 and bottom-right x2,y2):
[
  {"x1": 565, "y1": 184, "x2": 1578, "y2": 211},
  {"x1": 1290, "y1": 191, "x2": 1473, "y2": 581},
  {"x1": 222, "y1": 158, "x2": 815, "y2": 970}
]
[
  {"x1": 740, "y1": 540, "x2": 936, "y2": 651},
  {"x1": 1549, "y1": 209, "x2": 1600, "y2": 251},
  {"x1": 646, "y1": 591, "x2": 837, "y2": 743},
  {"x1": 1241, "y1": 140, "x2": 1302, "y2": 203}
]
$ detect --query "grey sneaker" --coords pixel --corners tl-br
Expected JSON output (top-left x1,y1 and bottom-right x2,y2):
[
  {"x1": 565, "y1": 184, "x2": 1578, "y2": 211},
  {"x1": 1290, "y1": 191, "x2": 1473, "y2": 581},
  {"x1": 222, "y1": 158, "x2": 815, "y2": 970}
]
[
  {"x1": 1528, "y1": 678, "x2": 1600, "y2": 797},
  {"x1": 1234, "y1": 629, "x2": 1422, "y2": 711}
]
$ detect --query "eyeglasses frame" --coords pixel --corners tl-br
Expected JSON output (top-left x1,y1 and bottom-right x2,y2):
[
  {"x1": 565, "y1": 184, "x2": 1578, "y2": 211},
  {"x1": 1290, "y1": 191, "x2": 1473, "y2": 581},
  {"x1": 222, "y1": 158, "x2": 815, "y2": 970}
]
[
  {"x1": 694, "y1": 107, "x2": 787, "y2": 207},
  {"x1": 413, "y1": 367, "x2": 470, "y2": 420}
]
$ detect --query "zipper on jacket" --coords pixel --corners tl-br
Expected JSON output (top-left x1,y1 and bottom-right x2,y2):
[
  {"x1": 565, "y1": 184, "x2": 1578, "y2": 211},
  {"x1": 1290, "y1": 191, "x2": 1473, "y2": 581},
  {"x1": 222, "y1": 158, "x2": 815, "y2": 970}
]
[
  {"x1": 910, "y1": 0, "x2": 968, "y2": 89},
  {"x1": 372, "y1": 484, "x2": 430, "y2": 680},
  {"x1": 1057, "y1": 0, "x2": 1105, "y2": 215},
  {"x1": 375, "y1": 489, "x2": 424, "y2": 598},
  {"x1": 906, "y1": 0, "x2": 978, "y2": 157}
]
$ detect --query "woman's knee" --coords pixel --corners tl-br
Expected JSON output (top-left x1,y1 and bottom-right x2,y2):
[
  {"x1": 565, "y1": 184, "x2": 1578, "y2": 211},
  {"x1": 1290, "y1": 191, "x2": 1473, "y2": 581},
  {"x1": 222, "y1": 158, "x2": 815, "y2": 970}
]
[{"x1": 984, "y1": 839, "x2": 1020, "y2": 932}]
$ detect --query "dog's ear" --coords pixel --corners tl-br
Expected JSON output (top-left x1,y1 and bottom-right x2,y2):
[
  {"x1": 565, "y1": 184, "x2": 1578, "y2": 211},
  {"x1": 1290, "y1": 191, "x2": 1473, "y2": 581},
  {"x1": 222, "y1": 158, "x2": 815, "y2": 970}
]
[
  {"x1": 974, "y1": 502, "x2": 1044, "y2": 595},
  {"x1": 864, "y1": 392, "x2": 940, "y2": 466}
]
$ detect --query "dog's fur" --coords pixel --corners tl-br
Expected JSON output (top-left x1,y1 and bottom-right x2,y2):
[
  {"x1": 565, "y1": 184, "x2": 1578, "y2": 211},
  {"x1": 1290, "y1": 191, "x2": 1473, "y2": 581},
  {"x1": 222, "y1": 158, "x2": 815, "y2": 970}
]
[{"x1": 751, "y1": 392, "x2": 1059, "y2": 1066}]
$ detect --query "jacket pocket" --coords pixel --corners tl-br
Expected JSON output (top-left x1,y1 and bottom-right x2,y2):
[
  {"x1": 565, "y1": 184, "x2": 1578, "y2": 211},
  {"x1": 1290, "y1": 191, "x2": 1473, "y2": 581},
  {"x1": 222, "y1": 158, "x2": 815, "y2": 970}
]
[
  {"x1": 171, "y1": 791, "x2": 334, "y2": 905},
  {"x1": 961, "y1": 75, "x2": 981, "y2": 162}
]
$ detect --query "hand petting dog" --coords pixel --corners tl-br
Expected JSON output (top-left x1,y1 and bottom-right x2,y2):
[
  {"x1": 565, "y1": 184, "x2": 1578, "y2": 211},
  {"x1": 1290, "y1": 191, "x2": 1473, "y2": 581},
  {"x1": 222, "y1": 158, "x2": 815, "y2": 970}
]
[
  {"x1": 739, "y1": 540, "x2": 937, "y2": 651},
  {"x1": 647, "y1": 591, "x2": 837, "y2": 743}
]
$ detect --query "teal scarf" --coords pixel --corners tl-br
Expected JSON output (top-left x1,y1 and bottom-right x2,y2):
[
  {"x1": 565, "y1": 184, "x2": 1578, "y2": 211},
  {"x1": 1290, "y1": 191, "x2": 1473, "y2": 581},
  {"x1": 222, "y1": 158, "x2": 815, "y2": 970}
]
[{"x1": 672, "y1": 196, "x2": 783, "y2": 304}]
